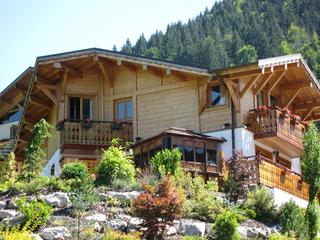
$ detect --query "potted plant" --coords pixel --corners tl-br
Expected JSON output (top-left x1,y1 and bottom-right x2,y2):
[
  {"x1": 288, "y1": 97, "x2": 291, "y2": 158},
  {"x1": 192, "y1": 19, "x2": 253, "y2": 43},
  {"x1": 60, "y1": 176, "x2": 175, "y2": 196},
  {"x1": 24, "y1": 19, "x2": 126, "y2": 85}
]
[
  {"x1": 111, "y1": 121, "x2": 122, "y2": 131},
  {"x1": 281, "y1": 107, "x2": 290, "y2": 118},
  {"x1": 291, "y1": 114, "x2": 301, "y2": 125},
  {"x1": 81, "y1": 119, "x2": 92, "y2": 129},
  {"x1": 256, "y1": 105, "x2": 268, "y2": 115},
  {"x1": 55, "y1": 120, "x2": 64, "y2": 131}
]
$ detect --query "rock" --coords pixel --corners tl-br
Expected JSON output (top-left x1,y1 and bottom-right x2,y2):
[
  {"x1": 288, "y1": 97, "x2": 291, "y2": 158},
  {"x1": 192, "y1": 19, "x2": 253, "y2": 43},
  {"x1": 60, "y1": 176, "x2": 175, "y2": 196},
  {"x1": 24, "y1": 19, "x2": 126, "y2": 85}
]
[
  {"x1": 178, "y1": 219, "x2": 206, "y2": 237},
  {"x1": 41, "y1": 227, "x2": 72, "y2": 240},
  {"x1": 165, "y1": 226, "x2": 177, "y2": 236},
  {"x1": 106, "y1": 191, "x2": 140, "y2": 201},
  {"x1": 237, "y1": 226, "x2": 248, "y2": 238},
  {"x1": 42, "y1": 192, "x2": 70, "y2": 208},
  {"x1": 1, "y1": 215, "x2": 25, "y2": 228},
  {"x1": 127, "y1": 217, "x2": 143, "y2": 231},
  {"x1": 117, "y1": 214, "x2": 132, "y2": 223},
  {"x1": 246, "y1": 228, "x2": 259, "y2": 238},
  {"x1": 94, "y1": 222, "x2": 104, "y2": 233},
  {"x1": 205, "y1": 223, "x2": 213, "y2": 236},
  {"x1": 106, "y1": 218, "x2": 128, "y2": 231},
  {"x1": 6, "y1": 199, "x2": 18, "y2": 209},
  {"x1": 31, "y1": 234, "x2": 43, "y2": 240},
  {"x1": 85, "y1": 213, "x2": 107, "y2": 222},
  {"x1": 0, "y1": 201, "x2": 6, "y2": 210},
  {"x1": 0, "y1": 209, "x2": 20, "y2": 220}
]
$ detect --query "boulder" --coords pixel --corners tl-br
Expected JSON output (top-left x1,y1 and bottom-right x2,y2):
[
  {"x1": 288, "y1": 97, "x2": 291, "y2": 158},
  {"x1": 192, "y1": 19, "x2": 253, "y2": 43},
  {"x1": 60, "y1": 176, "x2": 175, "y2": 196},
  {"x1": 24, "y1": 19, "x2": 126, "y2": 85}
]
[
  {"x1": 42, "y1": 192, "x2": 70, "y2": 208},
  {"x1": 205, "y1": 223, "x2": 213, "y2": 236},
  {"x1": 106, "y1": 191, "x2": 140, "y2": 201},
  {"x1": 165, "y1": 226, "x2": 177, "y2": 236},
  {"x1": 6, "y1": 199, "x2": 18, "y2": 209},
  {"x1": 94, "y1": 222, "x2": 104, "y2": 233},
  {"x1": 117, "y1": 214, "x2": 132, "y2": 223},
  {"x1": 178, "y1": 219, "x2": 206, "y2": 237},
  {"x1": 0, "y1": 209, "x2": 20, "y2": 220},
  {"x1": 1, "y1": 215, "x2": 25, "y2": 228},
  {"x1": 41, "y1": 227, "x2": 72, "y2": 240},
  {"x1": 237, "y1": 226, "x2": 248, "y2": 239},
  {"x1": 106, "y1": 218, "x2": 128, "y2": 231},
  {"x1": 0, "y1": 201, "x2": 6, "y2": 210},
  {"x1": 85, "y1": 213, "x2": 107, "y2": 222},
  {"x1": 127, "y1": 217, "x2": 143, "y2": 231},
  {"x1": 31, "y1": 234, "x2": 44, "y2": 240}
]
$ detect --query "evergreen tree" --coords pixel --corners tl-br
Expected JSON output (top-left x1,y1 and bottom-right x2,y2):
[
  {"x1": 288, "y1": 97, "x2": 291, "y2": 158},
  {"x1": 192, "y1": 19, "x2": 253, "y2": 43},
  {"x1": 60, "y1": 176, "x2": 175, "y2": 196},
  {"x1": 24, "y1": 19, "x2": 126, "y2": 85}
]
[
  {"x1": 121, "y1": 38, "x2": 133, "y2": 54},
  {"x1": 235, "y1": 45, "x2": 257, "y2": 65}
]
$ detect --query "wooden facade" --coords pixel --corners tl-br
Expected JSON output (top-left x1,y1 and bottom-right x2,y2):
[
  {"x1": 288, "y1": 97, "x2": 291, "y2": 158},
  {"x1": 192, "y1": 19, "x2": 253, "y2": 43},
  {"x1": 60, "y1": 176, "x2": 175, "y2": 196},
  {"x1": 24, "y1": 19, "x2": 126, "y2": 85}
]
[{"x1": 1, "y1": 49, "x2": 320, "y2": 200}]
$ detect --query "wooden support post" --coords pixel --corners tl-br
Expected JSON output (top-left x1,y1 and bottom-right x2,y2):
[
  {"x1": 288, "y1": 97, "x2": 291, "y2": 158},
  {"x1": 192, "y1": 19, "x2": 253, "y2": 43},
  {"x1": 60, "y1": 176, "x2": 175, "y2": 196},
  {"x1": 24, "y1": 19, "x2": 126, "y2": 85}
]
[
  {"x1": 36, "y1": 85, "x2": 58, "y2": 106},
  {"x1": 224, "y1": 79, "x2": 239, "y2": 111},
  {"x1": 240, "y1": 74, "x2": 261, "y2": 98},
  {"x1": 284, "y1": 88, "x2": 302, "y2": 108},
  {"x1": 254, "y1": 71, "x2": 277, "y2": 95}
]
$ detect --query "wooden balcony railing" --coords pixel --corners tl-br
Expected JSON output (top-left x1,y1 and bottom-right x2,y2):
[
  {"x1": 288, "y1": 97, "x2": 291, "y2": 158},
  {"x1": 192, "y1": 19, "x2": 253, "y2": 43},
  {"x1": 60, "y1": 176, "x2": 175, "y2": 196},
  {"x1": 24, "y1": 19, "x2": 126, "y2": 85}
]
[
  {"x1": 248, "y1": 107, "x2": 306, "y2": 149},
  {"x1": 59, "y1": 120, "x2": 133, "y2": 147},
  {"x1": 256, "y1": 155, "x2": 308, "y2": 200}
]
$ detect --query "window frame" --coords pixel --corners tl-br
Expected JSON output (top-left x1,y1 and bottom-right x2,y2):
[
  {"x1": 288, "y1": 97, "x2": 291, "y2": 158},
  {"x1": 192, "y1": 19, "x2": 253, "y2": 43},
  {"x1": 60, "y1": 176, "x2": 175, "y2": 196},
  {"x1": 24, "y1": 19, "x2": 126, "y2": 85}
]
[
  {"x1": 68, "y1": 95, "x2": 94, "y2": 121},
  {"x1": 114, "y1": 98, "x2": 133, "y2": 122},
  {"x1": 207, "y1": 82, "x2": 228, "y2": 109}
]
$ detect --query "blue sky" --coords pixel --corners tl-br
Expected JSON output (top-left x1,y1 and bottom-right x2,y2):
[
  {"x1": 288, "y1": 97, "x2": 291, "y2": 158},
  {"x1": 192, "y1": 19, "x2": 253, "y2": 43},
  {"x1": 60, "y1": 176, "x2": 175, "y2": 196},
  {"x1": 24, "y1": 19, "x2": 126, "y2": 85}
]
[{"x1": 0, "y1": 0, "x2": 216, "y2": 92}]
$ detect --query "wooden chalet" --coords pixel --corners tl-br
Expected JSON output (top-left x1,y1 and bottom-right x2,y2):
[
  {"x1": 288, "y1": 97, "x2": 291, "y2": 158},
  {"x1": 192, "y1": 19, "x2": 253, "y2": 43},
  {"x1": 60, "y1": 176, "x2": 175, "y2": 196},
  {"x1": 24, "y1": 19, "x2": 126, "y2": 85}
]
[{"x1": 1, "y1": 49, "x2": 319, "y2": 205}]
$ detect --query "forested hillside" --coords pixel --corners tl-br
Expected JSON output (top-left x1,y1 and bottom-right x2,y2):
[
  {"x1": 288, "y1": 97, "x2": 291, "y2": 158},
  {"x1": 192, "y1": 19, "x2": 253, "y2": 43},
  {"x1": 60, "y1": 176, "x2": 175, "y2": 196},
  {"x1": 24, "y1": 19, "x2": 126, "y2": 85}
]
[{"x1": 120, "y1": 0, "x2": 320, "y2": 77}]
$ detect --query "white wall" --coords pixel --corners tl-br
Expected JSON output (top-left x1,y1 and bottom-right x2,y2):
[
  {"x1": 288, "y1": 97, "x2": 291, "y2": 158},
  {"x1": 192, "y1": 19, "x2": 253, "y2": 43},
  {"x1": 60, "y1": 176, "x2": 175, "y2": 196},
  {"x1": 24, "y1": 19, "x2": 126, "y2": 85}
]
[
  {"x1": 206, "y1": 127, "x2": 255, "y2": 160},
  {"x1": 291, "y1": 158, "x2": 302, "y2": 175},
  {"x1": 0, "y1": 121, "x2": 18, "y2": 140},
  {"x1": 272, "y1": 187, "x2": 308, "y2": 208},
  {"x1": 42, "y1": 148, "x2": 61, "y2": 176}
]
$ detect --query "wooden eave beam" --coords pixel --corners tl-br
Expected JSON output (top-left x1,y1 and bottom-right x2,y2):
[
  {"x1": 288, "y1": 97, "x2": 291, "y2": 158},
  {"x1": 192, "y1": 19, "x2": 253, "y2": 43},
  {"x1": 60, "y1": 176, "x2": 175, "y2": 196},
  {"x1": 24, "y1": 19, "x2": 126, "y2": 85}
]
[
  {"x1": 98, "y1": 61, "x2": 114, "y2": 87},
  {"x1": 283, "y1": 88, "x2": 303, "y2": 108},
  {"x1": 265, "y1": 70, "x2": 287, "y2": 94},
  {"x1": 240, "y1": 74, "x2": 261, "y2": 98},
  {"x1": 30, "y1": 97, "x2": 51, "y2": 110},
  {"x1": 36, "y1": 85, "x2": 57, "y2": 106},
  {"x1": 53, "y1": 62, "x2": 83, "y2": 77},
  {"x1": 36, "y1": 83, "x2": 58, "y2": 91},
  {"x1": 224, "y1": 79, "x2": 239, "y2": 111},
  {"x1": 172, "y1": 70, "x2": 187, "y2": 81},
  {"x1": 254, "y1": 71, "x2": 277, "y2": 95},
  {"x1": 302, "y1": 107, "x2": 315, "y2": 121}
]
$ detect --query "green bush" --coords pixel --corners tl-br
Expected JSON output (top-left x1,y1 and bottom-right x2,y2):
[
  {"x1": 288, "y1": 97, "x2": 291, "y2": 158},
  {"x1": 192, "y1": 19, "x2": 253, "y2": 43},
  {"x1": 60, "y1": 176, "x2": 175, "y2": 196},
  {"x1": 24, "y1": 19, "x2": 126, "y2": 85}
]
[
  {"x1": 213, "y1": 210, "x2": 240, "y2": 240},
  {"x1": 95, "y1": 139, "x2": 136, "y2": 186},
  {"x1": 245, "y1": 187, "x2": 278, "y2": 224},
  {"x1": 175, "y1": 173, "x2": 224, "y2": 222},
  {"x1": 182, "y1": 236, "x2": 208, "y2": 240},
  {"x1": 16, "y1": 196, "x2": 52, "y2": 230},
  {"x1": 103, "y1": 229, "x2": 141, "y2": 240},
  {"x1": 151, "y1": 148, "x2": 182, "y2": 177},
  {"x1": 279, "y1": 200, "x2": 307, "y2": 239},
  {"x1": 267, "y1": 233, "x2": 295, "y2": 240},
  {"x1": 206, "y1": 179, "x2": 218, "y2": 192},
  {"x1": 111, "y1": 179, "x2": 143, "y2": 192},
  {"x1": 61, "y1": 162, "x2": 89, "y2": 180}
]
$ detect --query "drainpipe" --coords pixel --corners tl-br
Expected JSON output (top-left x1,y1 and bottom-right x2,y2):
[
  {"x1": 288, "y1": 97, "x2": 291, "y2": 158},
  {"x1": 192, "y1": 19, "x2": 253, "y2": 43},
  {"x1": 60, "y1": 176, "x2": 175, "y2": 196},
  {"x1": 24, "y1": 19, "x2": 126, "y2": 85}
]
[{"x1": 231, "y1": 101, "x2": 236, "y2": 150}]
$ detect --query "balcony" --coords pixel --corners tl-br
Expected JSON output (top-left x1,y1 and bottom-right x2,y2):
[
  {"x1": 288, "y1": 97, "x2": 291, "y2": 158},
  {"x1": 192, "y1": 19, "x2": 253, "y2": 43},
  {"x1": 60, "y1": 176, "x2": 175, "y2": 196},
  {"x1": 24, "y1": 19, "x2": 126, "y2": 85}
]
[
  {"x1": 59, "y1": 120, "x2": 133, "y2": 148},
  {"x1": 256, "y1": 155, "x2": 308, "y2": 200},
  {"x1": 248, "y1": 107, "x2": 306, "y2": 157}
]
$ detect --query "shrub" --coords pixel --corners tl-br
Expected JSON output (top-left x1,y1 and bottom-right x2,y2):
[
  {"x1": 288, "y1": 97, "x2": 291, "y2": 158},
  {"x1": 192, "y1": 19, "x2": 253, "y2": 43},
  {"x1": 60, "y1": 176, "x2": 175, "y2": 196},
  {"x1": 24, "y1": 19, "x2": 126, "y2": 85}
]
[
  {"x1": 182, "y1": 236, "x2": 208, "y2": 240},
  {"x1": 111, "y1": 179, "x2": 143, "y2": 192},
  {"x1": 16, "y1": 196, "x2": 52, "y2": 230},
  {"x1": 1, "y1": 152, "x2": 16, "y2": 183},
  {"x1": 226, "y1": 150, "x2": 256, "y2": 203},
  {"x1": 267, "y1": 233, "x2": 295, "y2": 240},
  {"x1": 95, "y1": 139, "x2": 136, "y2": 186},
  {"x1": 0, "y1": 228, "x2": 34, "y2": 240},
  {"x1": 132, "y1": 175, "x2": 184, "y2": 239},
  {"x1": 213, "y1": 210, "x2": 240, "y2": 240},
  {"x1": 175, "y1": 173, "x2": 224, "y2": 222},
  {"x1": 279, "y1": 200, "x2": 307, "y2": 239},
  {"x1": 245, "y1": 187, "x2": 278, "y2": 224},
  {"x1": 103, "y1": 229, "x2": 141, "y2": 240},
  {"x1": 206, "y1": 179, "x2": 218, "y2": 192},
  {"x1": 61, "y1": 162, "x2": 89, "y2": 180},
  {"x1": 151, "y1": 148, "x2": 182, "y2": 177}
]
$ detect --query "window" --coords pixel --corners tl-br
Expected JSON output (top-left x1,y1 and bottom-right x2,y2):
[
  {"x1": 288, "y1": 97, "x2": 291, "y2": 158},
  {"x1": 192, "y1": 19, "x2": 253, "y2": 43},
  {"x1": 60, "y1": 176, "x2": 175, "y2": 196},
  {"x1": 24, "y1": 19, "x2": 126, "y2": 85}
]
[
  {"x1": 184, "y1": 146, "x2": 194, "y2": 162},
  {"x1": 115, "y1": 99, "x2": 132, "y2": 121},
  {"x1": 69, "y1": 97, "x2": 93, "y2": 120},
  {"x1": 209, "y1": 84, "x2": 226, "y2": 107},
  {"x1": 207, "y1": 149, "x2": 217, "y2": 165},
  {"x1": 162, "y1": 136, "x2": 171, "y2": 149},
  {"x1": 257, "y1": 91, "x2": 264, "y2": 107},
  {"x1": 195, "y1": 147, "x2": 205, "y2": 163}
]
